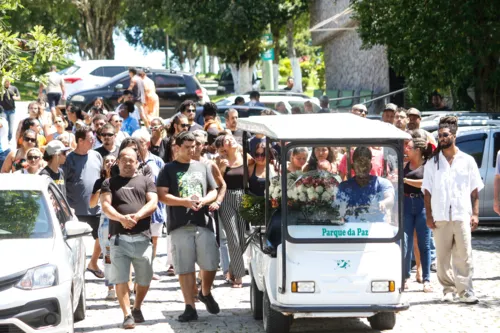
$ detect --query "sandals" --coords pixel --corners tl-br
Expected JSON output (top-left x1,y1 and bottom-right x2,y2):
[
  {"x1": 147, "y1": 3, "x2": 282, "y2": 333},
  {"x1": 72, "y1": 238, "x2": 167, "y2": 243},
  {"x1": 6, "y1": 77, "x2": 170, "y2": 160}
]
[
  {"x1": 423, "y1": 282, "x2": 433, "y2": 293},
  {"x1": 232, "y1": 279, "x2": 243, "y2": 288},
  {"x1": 166, "y1": 265, "x2": 175, "y2": 276},
  {"x1": 86, "y1": 267, "x2": 104, "y2": 279}
]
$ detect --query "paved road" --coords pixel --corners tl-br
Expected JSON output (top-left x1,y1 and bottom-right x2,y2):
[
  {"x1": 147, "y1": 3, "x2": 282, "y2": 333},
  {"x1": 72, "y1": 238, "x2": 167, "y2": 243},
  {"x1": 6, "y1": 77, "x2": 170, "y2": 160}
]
[{"x1": 76, "y1": 228, "x2": 500, "y2": 333}]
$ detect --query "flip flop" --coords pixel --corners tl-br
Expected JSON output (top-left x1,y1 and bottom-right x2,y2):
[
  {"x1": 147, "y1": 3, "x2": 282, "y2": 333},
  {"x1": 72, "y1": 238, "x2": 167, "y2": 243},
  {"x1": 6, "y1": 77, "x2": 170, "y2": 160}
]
[{"x1": 86, "y1": 267, "x2": 105, "y2": 279}]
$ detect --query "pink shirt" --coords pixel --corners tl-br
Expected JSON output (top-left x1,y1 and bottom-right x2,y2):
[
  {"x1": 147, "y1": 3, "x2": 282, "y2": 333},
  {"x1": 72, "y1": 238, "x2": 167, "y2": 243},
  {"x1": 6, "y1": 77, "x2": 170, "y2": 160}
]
[{"x1": 338, "y1": 147, "x2": 385, "y2": 177}]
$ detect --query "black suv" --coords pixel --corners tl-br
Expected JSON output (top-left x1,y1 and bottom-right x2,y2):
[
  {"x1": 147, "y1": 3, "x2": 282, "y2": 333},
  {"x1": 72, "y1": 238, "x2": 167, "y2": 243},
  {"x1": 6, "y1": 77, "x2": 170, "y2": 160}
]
[{"x1": 66, "y1": 69, "x2": 204, "y2": 119}]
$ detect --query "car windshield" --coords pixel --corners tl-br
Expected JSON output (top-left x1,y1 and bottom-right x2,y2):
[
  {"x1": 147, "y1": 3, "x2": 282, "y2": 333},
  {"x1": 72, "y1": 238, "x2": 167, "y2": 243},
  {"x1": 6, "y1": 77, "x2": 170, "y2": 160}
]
[
  {"x1": 58, "y1": 65, "x2": 80, "y2": 75},
  {"x1": 276, "y1": 145, "x2": 400, "y2": 240},
  {"x1": 0, "y1": 190, "x2": 53, "y2": 239},
  {"x1": 288, "y1": 101, "x2": 320, "y2": 113}
]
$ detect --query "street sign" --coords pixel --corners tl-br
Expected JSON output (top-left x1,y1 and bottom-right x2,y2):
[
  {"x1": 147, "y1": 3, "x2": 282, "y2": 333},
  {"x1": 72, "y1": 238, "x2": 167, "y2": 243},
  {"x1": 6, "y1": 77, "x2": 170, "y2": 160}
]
[
  {"x1": 261, "y1": 48, "x2": 275, "y2": 61},
  {"x1": 262, "y1": 33, "x2": 273, "y2": 46}
]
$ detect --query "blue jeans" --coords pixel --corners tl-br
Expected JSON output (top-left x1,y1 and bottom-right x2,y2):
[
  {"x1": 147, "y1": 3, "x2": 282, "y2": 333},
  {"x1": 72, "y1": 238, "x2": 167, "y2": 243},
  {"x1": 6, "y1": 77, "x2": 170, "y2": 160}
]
[
  {"x1": 0, "y1": 148, "x2": 11, "y2": 170},
  {"x1": 4, "y1": 109, "x2": 15, "y2": 141},
  {"x1": 403, "y1": 195, "x2": 431, "y2": 282}
]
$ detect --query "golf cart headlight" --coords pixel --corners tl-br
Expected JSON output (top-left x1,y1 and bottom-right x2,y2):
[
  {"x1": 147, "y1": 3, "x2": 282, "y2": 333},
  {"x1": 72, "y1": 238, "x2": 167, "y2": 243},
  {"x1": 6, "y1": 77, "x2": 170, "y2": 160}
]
[
  {"x1": 371, "y1": 281, "x2": 395, "y2": 293},
  {"x1": 291, "y1": 281, "x2": 315, "y2": 293},
  {"x1": 71, "y1": 95, "x2": 85, "y2": 102},
  {"x1": 16, "y1": 264, "x2": 58, "y2": 290}
]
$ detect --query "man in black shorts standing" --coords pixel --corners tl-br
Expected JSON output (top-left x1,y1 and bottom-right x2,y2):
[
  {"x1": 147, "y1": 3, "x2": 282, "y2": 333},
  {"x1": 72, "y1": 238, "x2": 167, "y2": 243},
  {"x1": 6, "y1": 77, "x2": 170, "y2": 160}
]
[
  {"x1": 101, "y1": 147, "x2": 158, "y2": 328},
  {"x1": 157, "y1": 132, "x2": 220, "y2": 322}
]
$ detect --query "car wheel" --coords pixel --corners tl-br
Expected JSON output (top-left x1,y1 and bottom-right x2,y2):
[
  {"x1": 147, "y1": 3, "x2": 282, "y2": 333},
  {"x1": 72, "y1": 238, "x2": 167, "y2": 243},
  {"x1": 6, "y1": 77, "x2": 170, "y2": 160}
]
[
  {"x1": 262, "y1": 290, "x2": 291, "y2": 333},
  {"x1": 368, "y1": 312, "x2": 396, "y2": 330},
  {"x1": 250, "y1": 277, "x2": 263, "y2": 320},
  {"x1": 73, "y1": 282, "x2": 86, "y2": 322}
]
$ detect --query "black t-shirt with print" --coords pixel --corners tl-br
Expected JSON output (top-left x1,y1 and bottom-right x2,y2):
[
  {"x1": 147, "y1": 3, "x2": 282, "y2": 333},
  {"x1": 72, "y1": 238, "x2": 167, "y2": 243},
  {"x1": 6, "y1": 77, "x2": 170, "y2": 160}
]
[
  {"x1": 40, "y1": 166, "x2": 66, "y2": 197},
  {"x1": 101, "y1": 174, "x2": 157, "y2": 236},
  {"x1": 156, "y1": 160, "x2": 218, "y2": 233}
]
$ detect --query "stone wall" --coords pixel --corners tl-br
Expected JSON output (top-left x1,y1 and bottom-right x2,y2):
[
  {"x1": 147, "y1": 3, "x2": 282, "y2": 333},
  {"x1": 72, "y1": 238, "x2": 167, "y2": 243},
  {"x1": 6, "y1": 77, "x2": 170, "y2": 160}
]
[{"x1": 310, "y1": 0, "x2": 390, "y2": 111}]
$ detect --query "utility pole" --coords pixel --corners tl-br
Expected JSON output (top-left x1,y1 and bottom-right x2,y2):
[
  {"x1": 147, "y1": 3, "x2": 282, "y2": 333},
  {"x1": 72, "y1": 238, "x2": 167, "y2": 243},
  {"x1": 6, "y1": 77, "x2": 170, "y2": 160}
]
[
  {"x1": 165, "y1": 33, "x2": 170, "y2": 69},
  {"x1": 261, "y1": 31, "x2": 274, "y2": 91}
]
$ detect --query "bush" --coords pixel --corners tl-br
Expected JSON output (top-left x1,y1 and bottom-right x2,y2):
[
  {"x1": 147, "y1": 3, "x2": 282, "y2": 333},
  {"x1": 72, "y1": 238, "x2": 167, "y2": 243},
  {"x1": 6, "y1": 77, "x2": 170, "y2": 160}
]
[
  {"x1": 300, "y1": 60, "x2": 314, "y2": 91},
  {"x1": 279, "y1": 58, "x2": 292, "y2": 79}
]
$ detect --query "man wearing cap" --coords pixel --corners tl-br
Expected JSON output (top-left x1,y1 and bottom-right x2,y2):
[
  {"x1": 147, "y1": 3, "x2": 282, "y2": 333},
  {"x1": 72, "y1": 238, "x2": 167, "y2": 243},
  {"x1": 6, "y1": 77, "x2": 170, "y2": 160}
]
[
  {"x1": 351, "y1": 104, "x2": 367, "y2": 118},
  {"x1": 382, "y1": 103, "x2": 397, "y2": 124},
  {"x1": 407, "y1": 108, "x2": 437, "y2": 149},
  {"x1": 318, "y1": 96, "x2": 331, "y2": 113},
  {"x1": 40, "y1": 140, "x2": 71, "y2": 197}
]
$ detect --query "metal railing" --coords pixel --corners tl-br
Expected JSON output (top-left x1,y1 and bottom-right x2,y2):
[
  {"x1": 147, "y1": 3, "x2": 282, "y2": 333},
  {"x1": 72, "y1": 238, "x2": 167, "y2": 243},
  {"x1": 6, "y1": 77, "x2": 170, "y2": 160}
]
[{"x1": 327, "y1": 87, "x2": 408, "y2": 105}]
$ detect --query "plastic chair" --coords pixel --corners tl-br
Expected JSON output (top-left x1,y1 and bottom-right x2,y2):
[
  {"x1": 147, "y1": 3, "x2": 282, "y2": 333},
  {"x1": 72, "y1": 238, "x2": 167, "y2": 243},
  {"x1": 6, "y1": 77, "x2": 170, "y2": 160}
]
[
  {"x1": 325, "y1": 90, "x2": 340, "y2": 109},
  {"x1": 337, "y1": 90, "x2": 354, "y2": 108}
]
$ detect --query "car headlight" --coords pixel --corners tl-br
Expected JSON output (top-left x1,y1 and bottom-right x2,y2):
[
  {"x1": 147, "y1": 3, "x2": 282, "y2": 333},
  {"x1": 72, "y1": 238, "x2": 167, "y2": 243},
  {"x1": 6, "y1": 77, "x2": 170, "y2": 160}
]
[
  {"x1": 71, "y1": 95, "x2": 85, "y2": 102},
  {"x1": 16, "y1": 264, "x2": 58, "y2": 290}
]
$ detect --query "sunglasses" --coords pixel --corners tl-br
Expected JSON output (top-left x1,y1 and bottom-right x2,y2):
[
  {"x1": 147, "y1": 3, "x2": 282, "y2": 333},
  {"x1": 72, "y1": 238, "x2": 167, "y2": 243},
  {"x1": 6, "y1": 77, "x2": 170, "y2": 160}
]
[
  {"x1": 27, "y1": 155, "x2": 40, "y2": 161},
  {"x1": 150, "y1": 125, "x2": 162, "y2": 131},
  {"x1": 114, "y1": 119, "x2": 123, "y2": 123},
  {"x1": 254, "y1": 153, "x2": 265, "y2": 158},
  {"x1": 101, "y1": 133, "x2": 114, "y2": 137},
  {"x1": 185, "y1": 108, "x2": 196, "y2": 113},
  {"x1": 24, "y1": 137, "x2": 36, "y2": 143},
  {"x1": 180, "y1": 124, "x2": 191, "y2": 128},
  {"x1": 438, "y1": 133, "x2": 451, "y2": 138}
]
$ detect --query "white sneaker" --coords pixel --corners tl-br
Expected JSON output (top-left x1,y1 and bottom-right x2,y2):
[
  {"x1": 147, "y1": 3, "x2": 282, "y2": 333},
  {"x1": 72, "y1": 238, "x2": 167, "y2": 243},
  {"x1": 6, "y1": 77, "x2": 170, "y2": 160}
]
[
  {"x1": 105, "y1": 289, "x2": 117, "y2": 301},
  {"x1": 459, "y1": 292, "x2": 479, "y2": 304},
  {"x1": 441, "y1": 293, "x2": 454, "y2": 302}
]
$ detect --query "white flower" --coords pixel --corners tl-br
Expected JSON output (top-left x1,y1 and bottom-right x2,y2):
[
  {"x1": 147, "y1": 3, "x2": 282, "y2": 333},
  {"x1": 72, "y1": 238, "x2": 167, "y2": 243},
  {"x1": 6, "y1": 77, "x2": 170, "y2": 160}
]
[
  {"x1": 288, "y1": 188, "x2": 297, "y2": 200},
  {"x1": 327, "y1": 186, "x2": 335, "y2": 194},
  {"x1": 309, "y1": 192, "x2": 318, "y2": 201},
  {"x1": 321, "y1": 192, "x2": 332, "y2": 202},
  {"x1": 307, "y1": 187, "x2": 316, "y2": 197},
  {"x1": 315, "y1": 186, "x2": 324, "y2": 194},
  {"x1": 297, "y1": 185, "x2": 305, "y2": 194},
  {"x1": 298, "y1": 193, "x2": 307, "y2": 202}
]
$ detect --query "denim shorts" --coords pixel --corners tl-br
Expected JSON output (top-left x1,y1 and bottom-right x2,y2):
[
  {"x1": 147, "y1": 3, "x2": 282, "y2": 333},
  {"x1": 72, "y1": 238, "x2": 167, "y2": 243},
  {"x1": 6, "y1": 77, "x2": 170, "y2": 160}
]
[
  {"x1": 109, "y1": 234, "x2": 153, "y2": 286},
  {"x1": 171, "y1": 225, "x2": 219, "y2": 275}
]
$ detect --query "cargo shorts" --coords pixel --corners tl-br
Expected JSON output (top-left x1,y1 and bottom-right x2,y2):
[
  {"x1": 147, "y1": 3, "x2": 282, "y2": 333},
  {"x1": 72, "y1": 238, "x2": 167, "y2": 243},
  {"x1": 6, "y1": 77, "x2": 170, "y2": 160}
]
[{"x1": 109, "y1": 234, "x2": 153, "y2": 286}]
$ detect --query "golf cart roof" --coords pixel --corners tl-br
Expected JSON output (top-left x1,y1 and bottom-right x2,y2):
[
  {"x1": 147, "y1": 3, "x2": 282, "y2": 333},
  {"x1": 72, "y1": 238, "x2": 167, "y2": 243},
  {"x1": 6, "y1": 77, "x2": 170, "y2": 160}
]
[{"x1": 237, "y1": 113, "x2": 411, "y2": 141}]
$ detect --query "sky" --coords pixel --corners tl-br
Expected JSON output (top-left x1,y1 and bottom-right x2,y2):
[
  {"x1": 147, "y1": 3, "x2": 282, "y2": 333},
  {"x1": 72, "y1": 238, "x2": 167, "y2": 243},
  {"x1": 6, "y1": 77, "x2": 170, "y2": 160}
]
[{"x1": 69, "y1": 32, "x2": 166, "y2": 68}]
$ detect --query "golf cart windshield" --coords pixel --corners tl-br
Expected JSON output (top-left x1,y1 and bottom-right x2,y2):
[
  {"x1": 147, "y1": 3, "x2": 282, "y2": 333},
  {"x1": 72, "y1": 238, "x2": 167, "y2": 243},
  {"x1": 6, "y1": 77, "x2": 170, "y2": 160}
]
[{"x1": 280, "y1": 144, "x2": 400, "y2": 241}]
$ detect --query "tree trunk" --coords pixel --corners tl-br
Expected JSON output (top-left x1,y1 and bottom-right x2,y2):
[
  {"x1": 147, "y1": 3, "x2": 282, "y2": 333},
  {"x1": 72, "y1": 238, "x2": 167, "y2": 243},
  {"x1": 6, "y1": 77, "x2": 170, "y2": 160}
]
[
  {"x1": 287, "y1": 20, "x2": 302, "y2": 93},
  {"x1": 229, "y1": 62, "x2": 253, "y2": 94},
  {"x1": 474, "y1": 55, "x2": 499, "y2": 112},
  {"x1": 209, "y1": 55, "x2": 215, "y2": 74},
  {"x1": 72, "y1": 0, "x2": 120, "y2": 59},
  {"x1": 176, "y1": 44, "x2": 185, "y2": 71}
]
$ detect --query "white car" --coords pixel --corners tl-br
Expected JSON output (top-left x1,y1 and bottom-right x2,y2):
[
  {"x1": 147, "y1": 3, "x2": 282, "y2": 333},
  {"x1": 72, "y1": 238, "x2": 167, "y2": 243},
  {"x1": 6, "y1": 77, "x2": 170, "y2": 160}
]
[
  {"x1": 0, "y1": 175, "x2": 92, "y2": 333},
  {"x1": 59, "y1": 60, "x2": 148, "y2": 96},
  {"x1": 216, "y1": 94, "x2": 321, "y2": 114}
]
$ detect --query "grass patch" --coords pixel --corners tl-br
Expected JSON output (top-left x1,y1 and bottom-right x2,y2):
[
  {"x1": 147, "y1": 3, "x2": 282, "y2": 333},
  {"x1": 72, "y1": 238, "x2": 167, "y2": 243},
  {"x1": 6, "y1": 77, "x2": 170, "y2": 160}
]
[{"x1": 16, "y1": 81, "x2": 39, "y2": 101}]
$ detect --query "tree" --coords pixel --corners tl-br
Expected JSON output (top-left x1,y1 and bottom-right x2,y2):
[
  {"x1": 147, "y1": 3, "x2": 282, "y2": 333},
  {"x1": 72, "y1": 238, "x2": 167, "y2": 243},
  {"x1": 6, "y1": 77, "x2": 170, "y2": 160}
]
[
  {"x1": 9, "y1": 0, "x2": 120, "y2": 59},
  {"x1": 351, "y1": 0, "x2": 500, "y2": 111},
  {"x1": 0, "y1": 0, "x2": 69, "y2": 86}
]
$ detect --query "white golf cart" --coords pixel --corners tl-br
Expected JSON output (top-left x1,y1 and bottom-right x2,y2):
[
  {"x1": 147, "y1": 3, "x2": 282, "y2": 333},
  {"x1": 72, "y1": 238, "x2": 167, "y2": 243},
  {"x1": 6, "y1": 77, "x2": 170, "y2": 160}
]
[{"x1": 238, "y1": 113, "x2": 410, "y2": 332}]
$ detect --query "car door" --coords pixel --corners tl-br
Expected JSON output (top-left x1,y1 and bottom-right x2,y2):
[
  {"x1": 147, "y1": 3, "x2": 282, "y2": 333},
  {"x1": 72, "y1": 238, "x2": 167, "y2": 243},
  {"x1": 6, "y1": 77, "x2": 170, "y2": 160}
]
[
  {"x1": 455, "y1": 131, "x2": 489, "y2": 219},
  {"x1": 154, "y1": 73, "x2": 185, "y2": 119},
  {"x1": 48, "y1": 185, "x2": 84, "y2": 309},
  {"x1": 481, "y1": 129, "x2": 500, "y2": 221}
]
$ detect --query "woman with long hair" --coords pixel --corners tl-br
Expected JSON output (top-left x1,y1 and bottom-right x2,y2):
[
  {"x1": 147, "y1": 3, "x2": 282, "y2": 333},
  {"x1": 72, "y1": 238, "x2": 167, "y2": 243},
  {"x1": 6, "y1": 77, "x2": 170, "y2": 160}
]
[
  {"x1": 1, "y1": 129, "x2": 38, "y2": 173},
  {"x1": 216, "y1": 133, "x2": 247, "y2": 288},
  {"x1": 46, "y1": 116, "x2": 77, "y2": 149},
  {"x1": 90, "y1": 154, "x2": 118, "y2": 300},
  {"x1": 162, "y1": 114, "x2": 189, "y2": 163},
  {"x1": 303, "y1": 146, "x2": 338, "y2": 174},
  {"x1": 16, "y1": 102, "x2": 50, "y2": 143},
  {"x1": 248, "y1": 142, "x2": 278, "y2": 196},
  {"x1": 18, "y1": 117, "x2": 47, "y2": 149},
  {"x1": 287, "y1": 147, "x2": 308, "y2": 173},
  {"x1": 15, "y1": 147, "x2": 44, "y2": 174},
  {"x1": 403, "y1": 129, "x2": 433, "y2": 292}
]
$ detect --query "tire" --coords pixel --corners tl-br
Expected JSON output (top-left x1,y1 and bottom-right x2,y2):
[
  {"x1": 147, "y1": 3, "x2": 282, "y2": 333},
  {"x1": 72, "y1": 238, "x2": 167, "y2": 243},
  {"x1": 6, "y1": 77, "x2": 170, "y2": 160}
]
[
  {"x1": 73, "y1": 282, "x2": 86, "y2": 322},
  {"x1": 368, "y1": 312, "x2": 396, "y2": 330},
  {"x1": 250, "y1": 277, "x2": 263, "y2": 320},
  {"x1": 262, "y1": 291, "x2": 292, "y2": 333}
]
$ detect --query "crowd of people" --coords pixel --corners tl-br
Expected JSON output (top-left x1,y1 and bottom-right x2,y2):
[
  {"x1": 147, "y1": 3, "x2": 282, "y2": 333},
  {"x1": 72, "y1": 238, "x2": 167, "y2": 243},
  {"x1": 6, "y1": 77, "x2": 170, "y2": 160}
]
[{"x1": 0, "y1": 71, "x2": 483, "y2": 329}]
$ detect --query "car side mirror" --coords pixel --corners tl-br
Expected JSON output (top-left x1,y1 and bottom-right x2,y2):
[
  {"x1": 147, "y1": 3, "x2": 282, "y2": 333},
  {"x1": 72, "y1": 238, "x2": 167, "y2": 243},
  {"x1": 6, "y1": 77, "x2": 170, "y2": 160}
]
[
  {"x1": 114, "y1": 83, "x2": 124, "y2": 91},
  {"x1": 65, "y1": 220, "x2": 92, "y2": 239}
]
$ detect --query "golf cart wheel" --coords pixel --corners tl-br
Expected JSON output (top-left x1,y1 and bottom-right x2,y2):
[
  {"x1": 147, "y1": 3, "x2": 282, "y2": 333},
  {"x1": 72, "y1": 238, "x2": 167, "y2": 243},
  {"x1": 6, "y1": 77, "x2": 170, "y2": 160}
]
[
  {"x1": 251, "y1": 277, "x2": 263, "y2": 320},
  {"x1": 263, "y1": 291, "x2": 292, "y2": 333},
  {"x1": 368, "y1": 312, "x2": 396, "y2": 330},
  {"x1": 73, "y1": 282, "x2": 86, "y2": 322}
]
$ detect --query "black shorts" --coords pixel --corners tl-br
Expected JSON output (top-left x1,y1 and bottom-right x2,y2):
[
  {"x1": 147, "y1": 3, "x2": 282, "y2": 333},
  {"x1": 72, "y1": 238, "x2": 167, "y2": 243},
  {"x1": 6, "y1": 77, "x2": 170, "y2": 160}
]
[
  {"x1": 47, "y1": 93, "x2": 62, "y2": 109},
  {"x1": 77, "y1": 215, "x2": 100, "y2": 239}
]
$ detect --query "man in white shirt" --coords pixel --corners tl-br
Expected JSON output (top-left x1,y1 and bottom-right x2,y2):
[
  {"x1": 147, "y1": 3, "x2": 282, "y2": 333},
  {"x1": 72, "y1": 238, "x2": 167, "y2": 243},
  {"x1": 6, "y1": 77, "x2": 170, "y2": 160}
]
[
  {"x1": 40, "y1": 65, "x2": 66, "y2": 119},
  {"x1": 422, "y1": 116, "x2": 483, "y2": 304}
]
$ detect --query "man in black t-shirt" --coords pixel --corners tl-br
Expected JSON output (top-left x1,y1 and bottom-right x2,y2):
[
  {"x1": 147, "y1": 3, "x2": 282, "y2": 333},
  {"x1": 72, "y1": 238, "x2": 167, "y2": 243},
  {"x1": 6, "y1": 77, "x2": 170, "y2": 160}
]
[
  {"x1": 157, "y1": 132, "x2": 220, "y2": 322},
  {"x1": 95, "y1": 123, "x2": 119, "y2": 158},
  {"x1": 101, "y1": 147, "x2": 158, "y2": 329}
]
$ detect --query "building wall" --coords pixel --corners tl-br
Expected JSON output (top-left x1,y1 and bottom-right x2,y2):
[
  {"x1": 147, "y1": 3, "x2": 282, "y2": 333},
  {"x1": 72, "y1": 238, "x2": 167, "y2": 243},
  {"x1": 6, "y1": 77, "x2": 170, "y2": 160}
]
[{"x1": 310, "y1": 0, "x2": 390, "y2": 110}]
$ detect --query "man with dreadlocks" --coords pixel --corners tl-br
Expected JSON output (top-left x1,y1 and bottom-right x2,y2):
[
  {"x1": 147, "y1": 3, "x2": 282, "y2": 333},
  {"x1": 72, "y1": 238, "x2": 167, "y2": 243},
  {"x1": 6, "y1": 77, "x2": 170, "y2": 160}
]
[{"x1": 422, "y1": 116, "x2": 483, "y2": 304}]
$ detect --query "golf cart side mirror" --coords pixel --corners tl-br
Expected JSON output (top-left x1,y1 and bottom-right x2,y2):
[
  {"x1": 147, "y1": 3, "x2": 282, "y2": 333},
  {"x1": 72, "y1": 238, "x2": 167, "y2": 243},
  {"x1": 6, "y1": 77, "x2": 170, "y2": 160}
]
[
  {"x1": 65, "y1": 220, "x2": 92, "y2": 239},
  {"x1": 114, "y1": 83, "x2": 123, "y2": 91}
]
